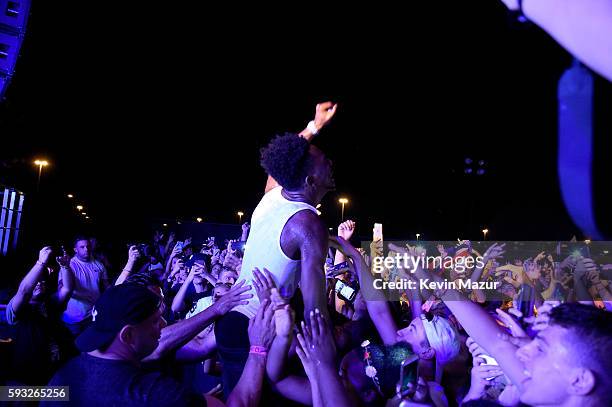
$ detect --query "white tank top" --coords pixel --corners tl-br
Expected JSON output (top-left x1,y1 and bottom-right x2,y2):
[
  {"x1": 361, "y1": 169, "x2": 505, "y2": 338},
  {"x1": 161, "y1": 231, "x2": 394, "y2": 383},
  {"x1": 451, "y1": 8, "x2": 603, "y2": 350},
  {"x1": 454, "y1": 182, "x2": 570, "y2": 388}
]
[{"x1": 234, "y1": 187, "x2": 316, "y2": 318}]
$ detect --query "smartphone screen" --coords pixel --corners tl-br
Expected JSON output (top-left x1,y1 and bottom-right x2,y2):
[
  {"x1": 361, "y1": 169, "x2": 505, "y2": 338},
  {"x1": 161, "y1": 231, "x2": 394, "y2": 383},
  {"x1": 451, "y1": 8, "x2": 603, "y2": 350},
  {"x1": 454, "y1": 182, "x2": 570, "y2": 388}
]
[
  {"x1": 340, "y1": 285, "x2": 355, "y2": 301},
  {"x1": 398, "y1": 354, "x2": 419, "y2": 397},
  {"x1": 373, "y1": 223, "x2": 383, "y2": 241}
]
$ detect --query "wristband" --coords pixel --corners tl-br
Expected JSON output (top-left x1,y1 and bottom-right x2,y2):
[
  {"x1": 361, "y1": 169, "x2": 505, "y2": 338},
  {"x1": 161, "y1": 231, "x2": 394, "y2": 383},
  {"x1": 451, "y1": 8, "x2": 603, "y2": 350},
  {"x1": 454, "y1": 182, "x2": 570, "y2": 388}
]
[
  {"x1": 36, "y1": 260, "x2": 46, "y2": 267},
  {"x1": 306, "y1": 120, "x2": 319, "y2": 136},
  {"x1": 249, "y1": 345, "x2": 268, "y2": 356}
]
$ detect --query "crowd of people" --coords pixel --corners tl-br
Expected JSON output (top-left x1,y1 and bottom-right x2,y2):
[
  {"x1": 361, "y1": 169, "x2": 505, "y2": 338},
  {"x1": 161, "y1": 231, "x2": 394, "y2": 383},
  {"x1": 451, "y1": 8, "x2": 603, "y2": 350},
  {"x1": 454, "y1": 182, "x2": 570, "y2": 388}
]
[
  {"x1": 0, "y1": 100, "x2": 610, "y2": 407},
  {"x1": 4, "y1": 0, "x2": 612, "y2": 406}
]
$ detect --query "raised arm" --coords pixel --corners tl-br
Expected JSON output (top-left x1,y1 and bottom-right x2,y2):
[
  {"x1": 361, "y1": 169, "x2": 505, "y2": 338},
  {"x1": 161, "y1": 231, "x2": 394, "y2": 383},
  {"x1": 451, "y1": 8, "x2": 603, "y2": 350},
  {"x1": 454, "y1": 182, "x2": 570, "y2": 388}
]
[
  {"x1": 171, "y1": 265, "x2": 198, "y2": 313},
  {"x1": 145, "y1": 281, "x2": 252, "y2": 362},
  {"x1": 410, "y1": 263, "x2": 527, "y2": 389},
  {"x1": 115, "y1": 246, "x2": 141, "y2": 285},
  {"x1": 56, "y1": 253, "x2": 75, "y2": 306},
  {"x1": 331, "y1": 237, "x2": 399, "y2": 345},
  {"x1": 226, "y1": 299, "x2": 276, "y2": 407},
  {"x1": 500, "y1": 0, "x2": 612, "y2": 81},
  {"x1": 9, "y1": 247, "x2": 53, "y2": 315},
  {"x1": 264, "y1": 102, "x2": 338, "y2": 193}
]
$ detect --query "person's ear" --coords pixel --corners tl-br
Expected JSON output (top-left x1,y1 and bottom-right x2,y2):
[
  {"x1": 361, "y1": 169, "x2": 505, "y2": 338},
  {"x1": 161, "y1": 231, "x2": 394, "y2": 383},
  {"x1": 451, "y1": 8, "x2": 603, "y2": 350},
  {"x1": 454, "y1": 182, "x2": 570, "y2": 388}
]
[
  {"x1": 418, "y1": 346, "x2": 435, "y2": 360},
  {"x1": 118, "y1": 325, "x2": 134, "y2": 346},
  {"x1": 568, "y1": 367, "x2": 596, "y2": 396},
  {"x1": 304, "y1": 175, "x2": 317, "y2": 189}
]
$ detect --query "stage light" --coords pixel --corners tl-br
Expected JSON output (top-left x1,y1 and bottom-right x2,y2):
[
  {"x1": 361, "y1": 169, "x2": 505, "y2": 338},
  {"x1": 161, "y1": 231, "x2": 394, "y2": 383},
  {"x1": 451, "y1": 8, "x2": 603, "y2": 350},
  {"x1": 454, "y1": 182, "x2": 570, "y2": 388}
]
[
  {"x1": 196, "y1": 217, "x2": 203, "y2": 223},
  {"x1": 67, "y1": 194, "x2": 74, "y2": 199}
]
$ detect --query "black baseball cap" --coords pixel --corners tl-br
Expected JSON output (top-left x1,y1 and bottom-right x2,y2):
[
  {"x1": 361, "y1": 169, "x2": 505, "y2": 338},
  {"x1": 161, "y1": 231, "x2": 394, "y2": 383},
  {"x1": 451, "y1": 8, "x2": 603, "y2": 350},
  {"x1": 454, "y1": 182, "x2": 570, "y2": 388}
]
[
  {"x1": 185, "y1": 252, "x2": 207, "y2": 267},
  {"x1": 75, "y1": 284, "x2": 161, "y2": 352}
]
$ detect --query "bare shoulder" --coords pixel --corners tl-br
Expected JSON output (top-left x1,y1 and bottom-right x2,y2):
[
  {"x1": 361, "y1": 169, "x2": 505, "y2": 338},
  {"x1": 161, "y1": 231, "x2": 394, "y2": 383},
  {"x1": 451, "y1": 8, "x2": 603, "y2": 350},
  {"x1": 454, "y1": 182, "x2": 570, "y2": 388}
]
[
  {"x1": 286, "y1": 209, "x2": 327, "y2": 240},
  {"x1": 281, "y1": 209, "x2": 328, "y2": 259}
]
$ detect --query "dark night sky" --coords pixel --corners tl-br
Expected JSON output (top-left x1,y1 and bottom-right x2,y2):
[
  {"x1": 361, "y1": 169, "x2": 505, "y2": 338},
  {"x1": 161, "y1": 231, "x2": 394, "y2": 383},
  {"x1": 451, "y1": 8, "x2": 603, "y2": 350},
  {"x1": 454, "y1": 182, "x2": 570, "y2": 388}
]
[{"x1": 1, "y1": 2, "x2": 609, "y2": 244}]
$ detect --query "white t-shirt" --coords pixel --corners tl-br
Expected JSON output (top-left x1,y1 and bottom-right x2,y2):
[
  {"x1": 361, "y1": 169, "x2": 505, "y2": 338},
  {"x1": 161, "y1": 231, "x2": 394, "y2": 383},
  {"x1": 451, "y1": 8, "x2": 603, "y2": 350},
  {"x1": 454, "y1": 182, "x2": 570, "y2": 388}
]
[
  {"x1": 61, "y1": 257, "x2": 108, "y2": 324},
  {"x1": 234, "y1": 187, "x2": 316, "y2": 318},
  {"x1": 185, "y1": 296, "x2": 214, "y2": 319},
  {"x1": 186, "y1": 296, "x2": 214, "y2": 336}
]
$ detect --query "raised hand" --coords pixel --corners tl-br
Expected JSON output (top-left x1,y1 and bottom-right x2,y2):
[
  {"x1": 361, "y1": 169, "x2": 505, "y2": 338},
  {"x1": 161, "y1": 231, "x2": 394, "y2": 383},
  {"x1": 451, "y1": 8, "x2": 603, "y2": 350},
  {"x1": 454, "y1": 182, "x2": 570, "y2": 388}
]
[
  {"x1": 274, "y1": 304, "x2": 295, "y2": 338},
  {"x1": 128, "y1": 245, "x2": 141, "y2": 263},
  {"x1": 337, "y1": 220, "x2": 356, "y2": 241},
  {"x1": 56, "y1": 251, "x2": 71, "y2": 268},
  {"x1": 252, "y1": 267, "x2": 277, "y2": 303},
  {"x1": 296, "y1": 309, "x2": 337, "y2": 372},
  {"x1": 483, "y1": 243, "x2": 506, "y2": 262},
  {"x1": 495, "y1": 308, "x2": 528, "y2": 338},
  {"x1": 248, "y1": 299, "x2": 276, "y2": 349},
  {"x1": 464, "y1": 356, "x2": 504, "y2": 402},
  {"x1": 313, "y1": 101, "x2": 338, "y2": 131},
  {"x1": 211, "y1": 280, "x2": 253, "y2": 316},
  {"x1": 38, "y1": 246, "x2": 53, "y2": 265}
]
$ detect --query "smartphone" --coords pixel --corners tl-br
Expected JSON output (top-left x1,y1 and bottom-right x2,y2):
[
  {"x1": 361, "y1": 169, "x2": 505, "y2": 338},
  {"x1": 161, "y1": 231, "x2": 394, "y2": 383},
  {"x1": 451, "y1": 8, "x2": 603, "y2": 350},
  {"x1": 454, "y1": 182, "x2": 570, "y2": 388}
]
[
  {"x1": 480, "y1": 354, "x2": 499, "y2": 381},
  {"x1": 373, "y1": 223, "x2": 383, "y2": 241},
  {"x1": 334, "y1": 279, "x2": 357, "y2": 303},
  {"x1": 397, "y1": 354, "x2": 419, "y2": 398}
]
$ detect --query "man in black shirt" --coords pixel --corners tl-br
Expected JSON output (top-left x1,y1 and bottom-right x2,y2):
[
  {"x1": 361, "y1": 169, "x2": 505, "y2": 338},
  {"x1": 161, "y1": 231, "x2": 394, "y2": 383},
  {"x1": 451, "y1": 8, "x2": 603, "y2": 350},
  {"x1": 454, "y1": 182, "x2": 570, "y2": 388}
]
[
  {"x1": 45, "y1": 284, "x2": 220, "y2": 406},
  {"x1": 5, "y1": 247, "x2": 76, "y2": 385}
]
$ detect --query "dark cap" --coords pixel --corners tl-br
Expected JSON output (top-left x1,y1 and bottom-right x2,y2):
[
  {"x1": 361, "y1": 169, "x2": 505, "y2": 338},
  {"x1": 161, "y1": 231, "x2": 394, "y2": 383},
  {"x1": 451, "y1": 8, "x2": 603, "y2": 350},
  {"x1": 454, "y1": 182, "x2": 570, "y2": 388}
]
[
  {"x1": 185, "y1": 252, "x2": 207, "y2": 267},
  {"x1": 75, "y1": 284, "x2": 161, "y2": 352}
]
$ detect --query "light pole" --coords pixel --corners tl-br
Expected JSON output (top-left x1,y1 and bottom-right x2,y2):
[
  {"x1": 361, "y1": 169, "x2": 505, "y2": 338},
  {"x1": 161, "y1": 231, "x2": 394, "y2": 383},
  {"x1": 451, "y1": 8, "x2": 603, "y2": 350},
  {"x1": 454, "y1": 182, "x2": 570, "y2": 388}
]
[
  {"x1": 237, "y1": 211, "x2": 244, "y2": 224},
  {"x1": 482, "y1": 229, "x2": 489, "y2": 241},
  {"x1": 34, "y1": 160, "x2": 49, "y2": 191},
  {"x1": 338, "y1": 198, "x2": 349, "y2": 221}
]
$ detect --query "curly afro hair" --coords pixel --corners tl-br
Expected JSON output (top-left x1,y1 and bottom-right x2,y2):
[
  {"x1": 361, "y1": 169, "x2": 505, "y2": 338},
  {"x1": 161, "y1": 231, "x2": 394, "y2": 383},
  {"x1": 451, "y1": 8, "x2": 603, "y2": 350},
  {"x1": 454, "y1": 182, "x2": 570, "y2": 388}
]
[{"x1": 260, "y1": 133, "x2": 312, "y2": 191}]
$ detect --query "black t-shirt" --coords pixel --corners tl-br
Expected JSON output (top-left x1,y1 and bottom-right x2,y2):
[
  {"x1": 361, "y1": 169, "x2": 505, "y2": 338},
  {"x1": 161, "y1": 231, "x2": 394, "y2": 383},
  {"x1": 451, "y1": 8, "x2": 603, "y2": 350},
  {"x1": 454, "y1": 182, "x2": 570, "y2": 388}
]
[
  {"x1": 45, "y1": 353, "x2": 206, "y2": 407},
  {"x1": 6, "y1": 298, "x2": 76, "y2": 385}
]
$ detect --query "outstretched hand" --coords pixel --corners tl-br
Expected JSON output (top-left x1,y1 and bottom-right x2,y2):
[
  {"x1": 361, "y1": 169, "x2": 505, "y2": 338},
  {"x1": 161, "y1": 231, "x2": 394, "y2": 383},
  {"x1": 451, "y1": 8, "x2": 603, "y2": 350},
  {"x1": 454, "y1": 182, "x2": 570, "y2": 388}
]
[
  {"x1": 296, "y1": 309, "x2": 336, "y2": 376},
  {"x1": 313, "y1": 102, "x2": 338, "y2": 130}
]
